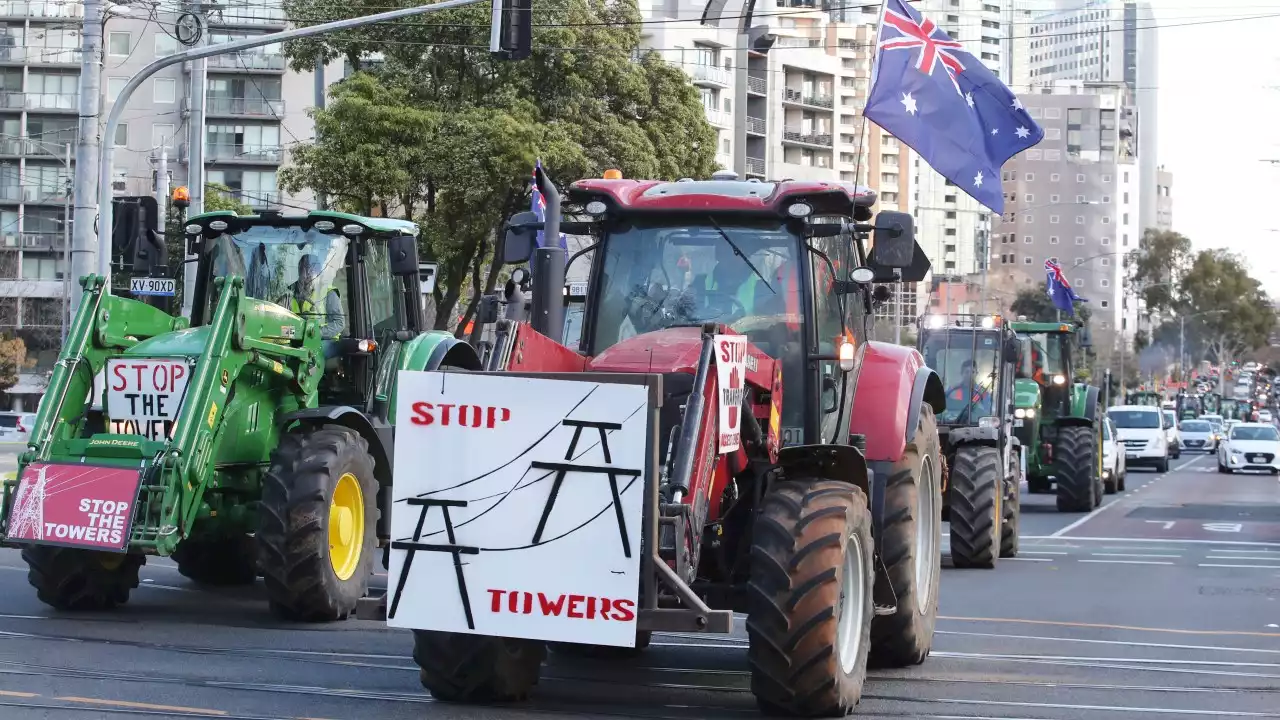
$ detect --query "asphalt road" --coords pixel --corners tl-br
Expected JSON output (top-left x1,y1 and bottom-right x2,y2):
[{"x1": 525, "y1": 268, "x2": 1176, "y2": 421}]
[{"x1": 0, "y1": 451, "x2": 1277, "y2": 719}]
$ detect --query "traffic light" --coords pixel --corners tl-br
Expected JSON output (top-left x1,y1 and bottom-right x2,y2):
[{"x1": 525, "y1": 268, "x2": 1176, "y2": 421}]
[{"x1": 491, "y1": 0, "x2": 531, "y2": 60}]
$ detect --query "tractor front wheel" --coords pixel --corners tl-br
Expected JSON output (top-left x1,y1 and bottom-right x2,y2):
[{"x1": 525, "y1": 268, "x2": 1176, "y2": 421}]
[
  {"x1": 259, "y1": 424, "x2": 379, "y2": 622},
  {"x1": 1000, "y1": 473, "x2": 1020, "y2": 558},
  {"x1": 414, "y1": 631, "x2": 546, "y2": 702},
  {"x1": 746, "y1": 478, "x2": 874, "y2": 716},
  {"x1": 549, "y1": 631, "x2": 651, "y2": 659},
  {"x1": 1054, "y1": 426, "x2": 1099, "y2": 512},
  {"x1": 172, "y1": 535, "x2": 258, "y2": 586},
  {"x1": 870, "y1": 403, "x2": 942, "y2": 668},
  {"x1": 22, "y1": 545, "x2": 144, "y2": 611},
  {"x1": 947, "y1": 446, "x2": 1001, "y2": 569}
]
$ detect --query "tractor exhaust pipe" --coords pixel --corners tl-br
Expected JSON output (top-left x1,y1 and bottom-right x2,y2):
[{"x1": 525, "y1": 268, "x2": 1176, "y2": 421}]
[{"x1": 530, "y1": 164, "x2": 565, "y2": 339}]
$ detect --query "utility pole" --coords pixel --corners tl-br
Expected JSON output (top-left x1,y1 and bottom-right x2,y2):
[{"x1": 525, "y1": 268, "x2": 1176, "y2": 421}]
[
  {"x1": 314, "y1": 52, "x2": 327, "y2": 210},
  {"x1": 61, "y1": 143, "x2": 72, "y2": 344},
  {"x1": 70, "y1": 0, "x2": 104, "y2": 320},
  {"x1": 182, "y1": 4, "x2": 208, "y2": 318},
  {"x1": 155, "y1": 146, "x2": 169, "y2": 237}
]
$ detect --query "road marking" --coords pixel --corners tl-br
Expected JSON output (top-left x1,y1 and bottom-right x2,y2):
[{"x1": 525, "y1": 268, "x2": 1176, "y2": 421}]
[
  {"x1": 881, "y1": 694, "x2": 1280, "y2": 717},
  {"x1": 935, "y1": 650, "x2": 1280, "y2": 669},
  {"x1": 1079, "y1": 559, "x2": 1175, "y2": 565},
  {"x1": 1019, "y1": 550, "x2": 1069, "y2": 555},
  {"x1": 1025, "y1": 536, "x2": 1280, "y2": 547},
  {"x1": 934, "y1": 629, "x2": 1280, "y2": 655},
  {"x1": 1199, "y1": 563, "x2": 1280, "y2": 569},
  {"x1": 55, "y1": 696, "x2": 228, "y2": 715},
  {"x1": 139, "y1": 580, "x2": 195, "y2": 593},
  {"x1": 1207, "y1": 556, "x2": 1280, "y2": 561},
  {"x1": 1005, "y1": 557, "x2": 1052, "y2": 562},
  {"x1": 1091, "y1": 553, "x2": 1182, "y2": 558},
  {"x1": 938, "y1": 616, "x2": 1280, "y2": 637},
  {"x1": 1208, "y1": 549, "x2": 1280, "y2": 555},
  {"x1": 1049, "y1": 503, "x2": 1122, "y2": 538},
  {"x1": 0, "y1": 690, "x2": 38, "y2": 698}
]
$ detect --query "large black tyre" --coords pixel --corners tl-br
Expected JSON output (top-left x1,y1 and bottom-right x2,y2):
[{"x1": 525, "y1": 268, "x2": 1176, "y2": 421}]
[
  {"x1": 413, "y1": 631, "x2": 546, "y2": 702},
  {"x1": 1054, "y1": 426, "x2": 1098, "y2": 512},
  {"x1": 869, "y1": 404, "x2": 942, "y2": 668},
  {"x1": 22, "y1": 545, "x2": 144, "y2": 611},
  {"x1": 549, "y1": 631, "x2": 651, "y2": 659},
  {"x1": 1000, "y1": 473, "x2": 1020, "y2": 558},
  {"x1": 172, "y1": 535, "x2": 258, "y2": 586},
  {"x1": 258, "y1": 424, "x2": 379, "y2": 622},
  {"x1": 947, "y1": 446, "x2": 1001, "y2": 569},
  {"x1": 1157, "y1": 455, "x2": 1170, "y2": 473},
  {"x1": 746, "y1": 479, "x2": 874, "y2": 717}
]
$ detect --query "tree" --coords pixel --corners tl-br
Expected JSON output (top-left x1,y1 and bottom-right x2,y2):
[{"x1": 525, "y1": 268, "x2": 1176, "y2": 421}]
[
  {"x1": 1126, "y1": 228, "x2": 1192, "y2": 315},
  {"x1": 1009, "y1": 287, "x2": 1092, "y2": 325},
  {"x1": 1176, "y1": 249, "x2": 1276, "y2": 370},
  {"x1": 277, "y1": 0, "x2": 717, "y2": 332},
  {"x1": 0, "y1": 333, "x2": 26, "y2": 393}
]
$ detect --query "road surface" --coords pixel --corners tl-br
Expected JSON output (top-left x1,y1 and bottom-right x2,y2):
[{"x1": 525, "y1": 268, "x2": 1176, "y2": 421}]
[{"x1": 0, "y1": 451, "x2": 1276, "y2": 719}]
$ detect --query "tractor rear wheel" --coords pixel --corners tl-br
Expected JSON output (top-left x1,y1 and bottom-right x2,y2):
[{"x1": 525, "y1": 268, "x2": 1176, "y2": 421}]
[
  {"x1": 746, "y1": 478, "x2": 874, "y2": 716},
  {"x1": 869, "y1": 403, "x2": 942, "y2": 668},
  {"x1": 259, "y1": 424, "x2": 379, "y2": 622},
  {"x1": 22, "y1": 546, "x2": 144, "y2": 611},
  {"x1": 549, "y1": 631, "x2": 651, "y2": 659},
  {"x1": 172, "y1": 535, "x2": 258, "y2": 586},
  {"x1": 1000, "y1": 475, "x2": 1020, "y2": 558},
  {"x1": 947, "y1": 446, "x2": 1001, "y2": 569},
  {"x1": 413, "y1": 631, "x2": 546, "y2": 702},
  {"x1": 1054, "y1": 426, "x2": 1098, "y2": 512}
]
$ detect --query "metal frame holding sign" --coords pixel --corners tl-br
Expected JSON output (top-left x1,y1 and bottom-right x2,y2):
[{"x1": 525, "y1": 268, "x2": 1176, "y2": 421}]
[{"x1": 713, "y1": 334, "x2": 748, "y2": 453}]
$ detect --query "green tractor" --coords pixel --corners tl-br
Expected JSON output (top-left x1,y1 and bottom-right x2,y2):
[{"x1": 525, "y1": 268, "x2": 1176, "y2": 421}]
[
  {"x1": 918, "y1": 314, "x2": 1023, "y2": 566},
  {"x1": 0, "y1": 210, "x2": 480, "y2": 619},
  {"x1": 1008, "y1": 320, "x2": 1104, "y2": 513},
  {"x1": 1125, "y1": 390, "x2": 1163, "y2": 407}
]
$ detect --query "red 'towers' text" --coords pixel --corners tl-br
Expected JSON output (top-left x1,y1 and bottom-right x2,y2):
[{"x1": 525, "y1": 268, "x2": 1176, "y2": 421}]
[{"x1": 486, "y1": 589, "x2": 636, "y2": 622}]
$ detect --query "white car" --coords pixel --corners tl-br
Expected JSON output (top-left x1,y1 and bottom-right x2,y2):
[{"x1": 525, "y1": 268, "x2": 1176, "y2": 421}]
[
  {"x1": 1217, "y1": 422, "x2": 1280, "y2": 474},
  {"x1": 1108, "y1": 405, "x2": 1170, "y2": 473},
  {"x1": 1162, "y1": 410, "x2": 1181, "y2": 459},
  {"x1": 1178, "y1": 419, "x2": 1217, "y2": 453},
  {"x1": 1259, "y1": 409, "x2": 1274, "y2": 423},
  {"x1": 0, "y1": 412, "x2": 36, "y2": 441},
  {"x1": 1101, "y1": 416, "x2": 1127, "y2": 493}
]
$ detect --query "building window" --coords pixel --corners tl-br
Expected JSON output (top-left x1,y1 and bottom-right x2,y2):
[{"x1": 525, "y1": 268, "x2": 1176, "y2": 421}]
[
  {"x1": 155, "y1": 34, "x2": 177, "y2": 57},
  {"x1": 1024, "y1": 194, "x2": 1034, "y2": 203},
  {"x1": 1023, "y1": 257, "x2": 1032, "y2": 265},
  {"x1": 1049, "y1": 256, "x2": 1058, "y2": 264},
  {"x1": 1123, "y1": 233, "x2": 1129, "y2": 246},
  {"x1": 113, "y1": 123, "x2": 128, "y2": 147},
  {"x1": 1045, "y1": 127, "x2": 1061, "y2": 140},
  {"x1": 1102, "y1": 174, "x2": 1112, "y2": 182},
  {"x1": 1050, "y1": 174, "x2": 1060, "y2": 182},
  {"x1": 882, "y1": 191, "x2": 898, "y2": 203},
  {"x1": 152, "y1": 123, "x2": 175, "y2": 149},
  {"x1": 1044, "y1": 107, "x2": 1062, "y2": 119},
  {"x1": 1124, "y1": 171, "x2": 1130, "y2": 182},
  {"x1": 1123, "y1": 192, "x2": 1130, "y2": 204},
  {"x1": 108, "y1": 32, "x2": 130, "y2": 57},
  {"x1": 1024, "y1": 215, "x2": 1034, "y2": 224},
  {"x1": 1076, "y1": 216, "x2": 1084, "y2": 225},
  {"x1": 154, "y1": 78, "x2": 176, "y2": 103},
  {"x1": 1101, "y1": 236, "x2": 1111, "y2": 246},
  {"x1": 1050, "y1": 236, "x2": 1059, "y2": 244},
  {"x1": 1101, "y1": 300, "x2": 1110, "y2": 309},
  {"x1": 722, "y1": 138, "x2": 730, "y2": 154},
  {"x1": 1045, "y1": 149, "x2": 1061, "y2": 161},
  {"x1": 1049, "y1": 215, "x2": 1060, "y2": 224},
  {"x1": 945, "y1": 211, "x2": 957, "y2": 219},
  {"x1": 1101, "y1": 257, "x2": 1111, "y2": 267},
  {"x1": 107, "y1": 77, "x2": 128, "y2": 101},
  {"x1": 1023, "y1": 235, "x2": 1033, "y2": 244},
  {"x1": 1075, "y1": 195, "x2": 1085, "y2": 203},
  {"x1": 1076, "y1": 174, "x2": 1085, "y2": 183},
  {"x1": 1101, "y1": 195, "x2": 1111, "y2": 203},
  {"x1": 1075, "y1": 237, "x2": 1084, "y2": 245},
  {"x1": 1049, "y1": 194, "x2": 1060, "y2": 203},
  {"x1": 1103, "y1": 216, "x2": 1111, "y2": 224},
  {"x1": 1025, "y1": 173, "x2": 1034, "y2": 181},
  {"x1": 1100, "y1": 278, "x2": 1110, "y2": 288}
]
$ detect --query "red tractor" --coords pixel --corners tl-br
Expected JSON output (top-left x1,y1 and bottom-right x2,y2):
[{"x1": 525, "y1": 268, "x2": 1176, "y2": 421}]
[{"x1": 403, "y1": 168, "x2": 945, "y2": 716}]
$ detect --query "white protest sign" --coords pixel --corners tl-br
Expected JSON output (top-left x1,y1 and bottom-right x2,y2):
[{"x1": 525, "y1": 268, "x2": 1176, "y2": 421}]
[
  {"x1": 387, "y1": 371, "x2": 648, "y2": 647},
  {"x1": 105, "y1": 359, "x2": 191, "y2": 441},
  {"x1": 713, "y1": 334, "x2": 748, "y2": 453}
]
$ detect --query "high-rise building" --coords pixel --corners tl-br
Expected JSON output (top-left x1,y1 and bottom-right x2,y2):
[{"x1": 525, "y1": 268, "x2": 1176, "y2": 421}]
[
  {"x1": 1155, "y1": 165, "x2": 1172, "y2": 231},
  {"x1": 0, "y1": 0, "x2": 331, "y2": 405}
]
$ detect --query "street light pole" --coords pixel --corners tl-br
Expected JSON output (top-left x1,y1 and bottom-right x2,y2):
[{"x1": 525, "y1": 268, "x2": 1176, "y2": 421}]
[
  {"x1": 62, "y1": 142, "x2": 72, "y2": 344},
  {"x1": 71, "y1": 0, "x2": 104, "y2": 319}
]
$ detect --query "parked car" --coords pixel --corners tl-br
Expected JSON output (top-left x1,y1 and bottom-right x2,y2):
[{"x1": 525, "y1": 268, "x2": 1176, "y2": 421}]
[
  {"x1": 1179, "y1": 419, "x2": 1217, "y2": 453},
  {"x1": 1101, "y1": 415, "x2": 1127, "y2": 493},
  {"x1": 1162, "y1": 410, "x2": 1181, "y2": 459},
  {"x1": 1218, "y1": 422, "x2": 1280, "y2": 474},
  {"x1": 0, "y1": 412, "x2": 36, "y2": 441},
  {"x1": 1108, "y1": 405, "x2": 1170, "y2": 472}
]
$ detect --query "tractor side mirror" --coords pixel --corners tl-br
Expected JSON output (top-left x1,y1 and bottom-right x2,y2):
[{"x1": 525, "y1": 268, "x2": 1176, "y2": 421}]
[
  {"x1": 388, "y1": 234, "x2": 420, "y2": 276},
  {"x1": 503, "y1": 211, "x2": 540, "y2": 264},
  {"x1": 1004, "y1": 337, "x2": 1020, "y2": 363},
  {"x1": 870, "y1": 210, "x2": 915, "y2": 269}
]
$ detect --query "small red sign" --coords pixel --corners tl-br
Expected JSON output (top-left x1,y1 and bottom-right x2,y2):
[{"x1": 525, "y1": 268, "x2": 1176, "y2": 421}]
[{"x1": 5, "y1": 463, "x2": 143, "y2": 552}]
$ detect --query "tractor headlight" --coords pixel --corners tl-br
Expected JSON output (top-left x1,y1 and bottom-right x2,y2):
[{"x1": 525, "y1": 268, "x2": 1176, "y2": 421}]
[
  {"x1": 585, "y1": 200, "x2": 608, "y2": 216},
  {"x1": 980, "y1": 316, "x2": 995, "y2": 329},
  {"x1": 1052, "y1": 374, "x2": 1067, "y2": 385},
  {"x1": 1014, "y1": 408, "x2": 1026, "y2": 419},
  {"x1": 978, "y1": 416, "x2": 999, "y2": 429},
  {"x1": 838, "y1": 341, "x2": 856, "y2": 372},
  {"x1": 184, "y1": 223, "x2": 201, "y2": 235},
  {"x1": 787, "y1": 202, "x2": 813, "y2": 218},
  {"x1": 927, "y1": 315, "x2": 945, "y2": 329}
]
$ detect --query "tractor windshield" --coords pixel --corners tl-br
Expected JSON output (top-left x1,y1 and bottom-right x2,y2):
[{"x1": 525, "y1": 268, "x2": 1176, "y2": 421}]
[
  {"x1": 590, "y1": 217, "x2": 803, "y2": 354},
  {"x1": 920, "y1": 330, "x2": 1000, "y2": 424},
  {"x1": 1018, "y1": 332, "x2": 1067, "y2": 379},
  {"x1": 203, "y1": 225, "x2": 349, "y2": 337}
]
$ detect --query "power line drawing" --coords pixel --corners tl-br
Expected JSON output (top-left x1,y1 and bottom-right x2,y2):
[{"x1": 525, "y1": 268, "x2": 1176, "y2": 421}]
[
  {"x1": 8, "y1": 465, "x2": 50, "y2": 540},
  {"x1": 388, "y1": 498, "x2": 478, "y2": 628}
]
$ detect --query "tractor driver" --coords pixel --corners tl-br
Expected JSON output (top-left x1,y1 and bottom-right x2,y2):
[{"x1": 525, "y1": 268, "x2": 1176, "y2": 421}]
[
  {"x1": 693, "y1": 238, "x2": 786, "y2": 325},
  {"x1": 279, "y1": 253, "x2": 345, "y2": 359},
  {"x1": 947, "y1": 359, "x2": 994, "y2": 419}
]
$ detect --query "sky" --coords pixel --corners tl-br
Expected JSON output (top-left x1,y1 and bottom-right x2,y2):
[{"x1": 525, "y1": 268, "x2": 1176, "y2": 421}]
[{"x1": 1151, "y1": 1, "x2": 1280, "y2": 294}]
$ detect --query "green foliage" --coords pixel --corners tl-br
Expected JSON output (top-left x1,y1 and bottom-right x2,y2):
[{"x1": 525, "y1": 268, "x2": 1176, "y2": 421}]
[
  {"x1": 276, "y1": 0, "x2": 718, "y2": 330},
  {"x1": 0, "y1": 333, "x2": 25, "y2": 392},
  {"x1": 1126, "y1": 228, "x2": 1192, "y2": 315},
  {"x1": 1176, "y1": 249, "x2": 1276, "y2": 367},
  {"x1": 1010, "y1": 288, "x2": 1092, "y2": 325}
]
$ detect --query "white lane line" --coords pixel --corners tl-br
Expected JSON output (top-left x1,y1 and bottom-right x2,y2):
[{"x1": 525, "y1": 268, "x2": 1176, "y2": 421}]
[
  {"x1": 934, "y1": 629, "x2": 1280, "y2": 655},
  {"x1": 1025, "y1": 536, "x2": 1280, "y2": 547},
  {"x1": 1049, "y1": 503, "x2": 1122, "y2": 538},
  {"x1": 1199, "y1": 563, "x2": 1280, "y2": 569},
  {"x1": 1005, "y1": 557, "x2": 1053, "y2": 562},
  {"x1": 1018, "y1": 551, "x2": 1069, "y2": 555},
  {"x1": 901, "y1": 695, "x2": 1280, "y2": 718},
  {"x1": 138, "y1": 580, "x2": 193, "y2": 593},
  {"x1": 1090, "y1": 553, "x2": 1182, "y2": 559},
  {"x1": 934, "y1": 650, "x2": 1280, "y2": 669},
  {"x1": 1207, "y1": 556, "x2": 1280, "y2": 561},
  {"x1": 1208, "y1": 549, "x2": 1280, "y2": 555},
  {"x1": 1078, "y1": 559, "x2": 1175, "y2": 565}
]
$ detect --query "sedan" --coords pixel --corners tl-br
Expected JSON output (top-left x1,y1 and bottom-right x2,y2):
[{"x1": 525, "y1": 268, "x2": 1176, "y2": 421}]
[
  {"x1": 1178, "y1": 419, "x2": 1217, "y2": 453},
  {"x1": 1218, "y1": 423, "x2": 1280, "y2": 474}
]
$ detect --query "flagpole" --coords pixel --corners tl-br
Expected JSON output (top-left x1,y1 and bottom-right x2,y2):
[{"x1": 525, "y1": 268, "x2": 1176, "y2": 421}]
[{"x1": 863, "y1": 0, "x2": 898, "y2": 341}]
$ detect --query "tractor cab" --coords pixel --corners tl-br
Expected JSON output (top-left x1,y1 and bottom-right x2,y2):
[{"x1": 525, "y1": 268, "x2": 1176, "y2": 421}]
[
  {"x1": 1125, "y1": 390, "x2": 1163, "y2": 407},
  {"x1": 917, "y1": 314, "x2": 1018, "y2": 430},
  {"x1": 1010, "y1": 321, "x2": 1077, "y2": 420}
]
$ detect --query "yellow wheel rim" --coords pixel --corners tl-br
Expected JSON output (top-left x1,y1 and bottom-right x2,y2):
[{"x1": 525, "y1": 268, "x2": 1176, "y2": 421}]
[
  {"x1": 97, "y1": 552, "x2": 124, "y2": 571},
  {"x1": 328, "y1": 472, "x2": 365, "y2": 581}
]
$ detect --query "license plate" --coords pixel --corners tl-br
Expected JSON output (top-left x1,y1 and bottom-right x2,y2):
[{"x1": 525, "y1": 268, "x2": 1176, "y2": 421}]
[
  {"x1": 1248, "y1": 454, "x2": 1265, "y2": 463},
  {"x1": 130, "y1": 277, "x2": 176, "y2": 297},
  {"x1": 1126, "y1": 452, "x2": 1138, "y2": 459},
  {"x1": 105, "y1": 358, "x2": 191, "y2": 441},
  {"x1": 1013, "y1": 419, "x2": 1024, "y2": 428},
  {"x1": 5, "y1": 463, "x2": 142, "y2": 551}
]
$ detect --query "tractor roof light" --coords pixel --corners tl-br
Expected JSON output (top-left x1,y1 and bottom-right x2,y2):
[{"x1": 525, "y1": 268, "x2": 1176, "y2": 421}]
[
  {"x1": 980, "y1": 316, "x2": 995, "y2": 329},
  {"x1": 927, "y1": 315, "x2": 945, "y2": 329},
  {"x1": 787, "y1": 202, "x2": 813, "y2": 218},
  {"x1": 838, "y1": 340, "x2": 856, "y2": 372},
  {"x1": 585, "y1": 200, "x2": 608, "y2": 216},
  {"x1": 1052, "y1": 374, "x2": 1067, "y2": 385},
  {"x1": 313, "y1": 220, "x2": 336, "y2": 231},
  {"x1": 208, "y1": 220, "x2": 228, "y2": 231},
  {"x1": 603, "y1": 169, "x2": 623, "y2": 179},
  {"x1": 184, "y1": 223, "x2": 202, "y2": 235},
  {"x1": 342, "y1": 224, "x2": 364, "y2": 236}
]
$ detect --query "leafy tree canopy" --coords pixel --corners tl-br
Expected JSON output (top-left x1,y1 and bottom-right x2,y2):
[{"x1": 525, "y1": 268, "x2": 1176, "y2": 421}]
[
  {"x1": 1126, "y1": 228, "x2": 1192, "y2": 315},
  {"x1": 0, "y1": 333, "x2": 26, "y2": 392},
  {"x1": 1176, "y1": 249, "x2": 1276, "y2": 368},
  {"x1": 276, "y1": 0, "x2": 718, "y2": 330}
]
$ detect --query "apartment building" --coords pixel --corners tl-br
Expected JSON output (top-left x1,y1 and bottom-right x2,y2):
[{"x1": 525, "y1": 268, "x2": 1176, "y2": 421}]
[
  {"x1": 1155, "y1": 165, "x2": 1171, "y2": 231},
  {"x1": 0, "y1": 0, "x2": 327, "y2": 405},
  {"x1": 987, "y1": 80, "x2": 1138, "y2": 354}
]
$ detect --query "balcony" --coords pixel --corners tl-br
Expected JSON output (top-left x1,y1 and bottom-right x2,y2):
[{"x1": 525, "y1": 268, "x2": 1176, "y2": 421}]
[
  {"x1": 0, "y1": 1, "x2": 83, "y2": 20},
  {"x1": 210, "y1": 5, "x2": 287, "y2": 28},
  {"x1": 21, "y1": 232, "x2": 64, "y2": 251},
  {"x1": 691, "y1": 64, "x2": 731, "y2": 88},
  {"x1": 0, "y1": 185, "x2": 20, "y2": 202},
  {"x1": 704, "y1": 109, "x2": 731, "y2": 128},
  {"x1": 207, "y1": 52, "x2": 287, "y2": 72},
  {"x1": 774, "y1": 37, "x2": 823, "y2": 50},
  {"x1": 206, "y1": 97, "x2": 285, "y2": 118},
  {"x1": 21, "y1": 186, "x2": 66, "y2": 204},
  {"x1": 746, "y1": 116, "x2": 766, "y2": 136},
  {"x1": 782, "y1": 128, "x2": 833, "y2": 148},
  {"x1": 23, "y1": 93, "x2": 79, "y2": 111},
  {"x1": 206, "y1": 143, "x2": 284, "y2": 163},
  {"x1": 783, "y1": 88, "x2": 834, "y2": 109},
  {"x1": 745, "y1": 157, "x2": 766, "y2": 177},
  {"x1": 746, "y1": 75, "x2": 767, "y2": 95}
]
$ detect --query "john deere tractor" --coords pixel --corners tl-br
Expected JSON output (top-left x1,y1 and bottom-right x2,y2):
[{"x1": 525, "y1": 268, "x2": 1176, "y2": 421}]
[
  {"x1": 0, "y1": 210, "x2": 480, "y2": 619},
  {"x1": 1125, "y1": 390, "x2": 1162, "y2": 407},
  {"x1": 918, "y1": 314, "x2": 1023, "y2": 566},
  {"x1": 1008, "y1": 320, "x2": 1104, "y2": 512}
]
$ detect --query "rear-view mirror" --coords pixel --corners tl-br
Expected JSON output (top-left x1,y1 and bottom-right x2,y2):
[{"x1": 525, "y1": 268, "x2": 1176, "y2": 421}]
[
  {"x1": 870, "y1": 211, "x2": 915, "y2": 269},
  {"x1": 503, "y1": 211, "x2": 540, "y2": 264},
  {"x1": 1004, "y1": 337, "x2": 1020, "y2": 363},
  {"x1": 388, "y1": 234, "x2": 419, "y2": 276}
]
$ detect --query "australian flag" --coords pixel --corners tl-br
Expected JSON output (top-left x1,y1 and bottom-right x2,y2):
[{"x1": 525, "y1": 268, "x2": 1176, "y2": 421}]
[
  {"x1": 864, "y1": 0, "x2": 1043, "y2": 214},
  {"x1": 1045, "y1": 259, "x2": 1087, "y2": 315},
  {"x1": 530, "y1": 159, "x2": 567, "y2": 266}
]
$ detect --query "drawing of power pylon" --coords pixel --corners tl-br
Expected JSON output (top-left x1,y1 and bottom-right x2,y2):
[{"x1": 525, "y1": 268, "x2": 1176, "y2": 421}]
[{"x1": 9, "y1": 466, "x2": 49, "y2": 540}]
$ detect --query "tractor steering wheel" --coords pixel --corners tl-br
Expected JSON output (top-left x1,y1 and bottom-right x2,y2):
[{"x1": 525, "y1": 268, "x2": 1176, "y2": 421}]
[{"x1": 698, "y1": 291, "x2": 748, "y2": 324}]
